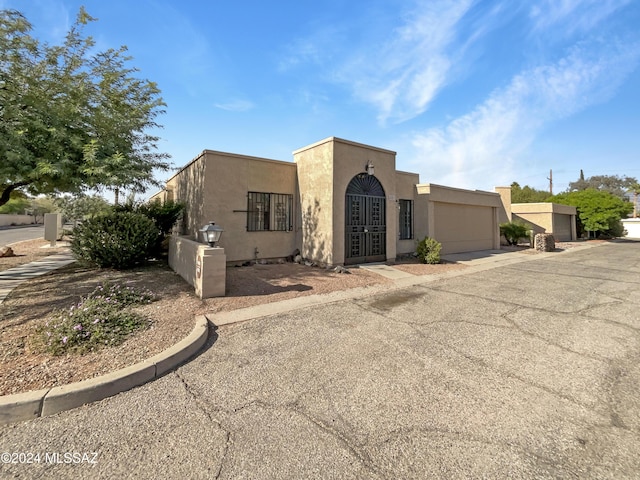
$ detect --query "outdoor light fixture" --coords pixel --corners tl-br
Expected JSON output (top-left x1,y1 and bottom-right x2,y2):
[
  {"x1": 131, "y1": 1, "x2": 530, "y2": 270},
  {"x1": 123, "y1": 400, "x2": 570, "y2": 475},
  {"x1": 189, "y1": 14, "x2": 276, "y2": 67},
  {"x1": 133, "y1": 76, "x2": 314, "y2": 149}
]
[
  {"x1": 200, "y1": 222, "x2": 223, "y2": 247},
  {"x1": 366, "y1": 160, "x2": 375, "y2": 176}
]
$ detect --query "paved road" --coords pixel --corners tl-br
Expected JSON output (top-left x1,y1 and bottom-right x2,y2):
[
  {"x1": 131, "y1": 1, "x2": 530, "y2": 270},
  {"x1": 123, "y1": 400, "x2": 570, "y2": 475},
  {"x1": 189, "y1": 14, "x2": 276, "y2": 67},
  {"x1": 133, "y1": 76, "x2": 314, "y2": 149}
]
[
  {"x1": 1, "y1": 241, "x2": 639, "y2": 479},
  {"x1": 0, "y1": 225, "x2": 44, "y2": 246}
]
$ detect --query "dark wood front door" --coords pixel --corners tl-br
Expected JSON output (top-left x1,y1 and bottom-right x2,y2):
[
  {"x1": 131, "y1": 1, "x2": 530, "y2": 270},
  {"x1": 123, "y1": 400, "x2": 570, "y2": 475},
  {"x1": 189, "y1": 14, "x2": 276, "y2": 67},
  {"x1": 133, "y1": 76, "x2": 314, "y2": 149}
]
[{"x1": 345, "y1": 174, "x2": 386, "y2": 265}]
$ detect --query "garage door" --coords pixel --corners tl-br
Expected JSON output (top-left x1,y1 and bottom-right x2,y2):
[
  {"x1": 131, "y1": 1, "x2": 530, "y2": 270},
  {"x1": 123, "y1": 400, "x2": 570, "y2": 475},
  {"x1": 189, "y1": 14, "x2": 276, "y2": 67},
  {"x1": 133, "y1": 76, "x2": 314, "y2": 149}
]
[
  {"x1": 553, "y1": 214, "x2": 572, "y2": 241},
  {"x1": 433, "y1": 203, "x2": 496, "y2": 254}
]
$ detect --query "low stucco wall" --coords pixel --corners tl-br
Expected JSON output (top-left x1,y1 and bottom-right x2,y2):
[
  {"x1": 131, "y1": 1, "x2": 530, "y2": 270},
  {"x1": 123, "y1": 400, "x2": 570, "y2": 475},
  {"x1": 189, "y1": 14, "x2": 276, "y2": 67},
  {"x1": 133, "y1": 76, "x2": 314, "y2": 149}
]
[
  {"x1": 169, "y1": 236, "x2": 226, "y2": 298},
  {"x1": 0, "y1": 215, "x2": 35, "y2": 227}
]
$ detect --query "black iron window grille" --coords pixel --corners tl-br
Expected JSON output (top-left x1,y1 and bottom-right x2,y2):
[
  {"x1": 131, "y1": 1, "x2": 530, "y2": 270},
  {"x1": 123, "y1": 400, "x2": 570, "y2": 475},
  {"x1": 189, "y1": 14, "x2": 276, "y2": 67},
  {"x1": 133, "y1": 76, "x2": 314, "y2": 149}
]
[
  {"x1": 399, "y1": 199, "x2": 413, "y2": 240},
  {"x1": 247, "y1": 192, "x2": 292, "y2": 231}
]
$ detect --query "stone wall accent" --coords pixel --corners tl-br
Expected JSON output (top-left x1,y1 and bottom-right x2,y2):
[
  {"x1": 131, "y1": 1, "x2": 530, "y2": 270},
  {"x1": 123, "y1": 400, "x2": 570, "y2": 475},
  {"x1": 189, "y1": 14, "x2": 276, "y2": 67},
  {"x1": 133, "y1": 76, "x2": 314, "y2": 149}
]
[{"x1": 534, "y1": 233, "x2": 555, "y2": 252}]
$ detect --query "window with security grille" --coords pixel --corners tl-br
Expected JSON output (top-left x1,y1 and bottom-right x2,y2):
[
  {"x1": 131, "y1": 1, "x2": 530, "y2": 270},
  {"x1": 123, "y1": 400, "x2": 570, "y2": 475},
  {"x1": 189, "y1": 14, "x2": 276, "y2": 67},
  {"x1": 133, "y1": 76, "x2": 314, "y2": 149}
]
[
  {"x1": 247, "y1": 192, "x2": 292, "y2": 231},
  {"x1": 399, "y1": 199, "x2": 413, "y2": 240}
]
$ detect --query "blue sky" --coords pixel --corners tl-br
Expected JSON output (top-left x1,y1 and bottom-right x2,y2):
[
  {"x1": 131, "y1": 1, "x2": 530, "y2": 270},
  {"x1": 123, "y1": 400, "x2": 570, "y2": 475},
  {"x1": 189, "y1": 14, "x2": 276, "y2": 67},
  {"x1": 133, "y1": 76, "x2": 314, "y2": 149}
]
[{"x1": 3, "y1": 0, "x2": 640, "y2": 197}]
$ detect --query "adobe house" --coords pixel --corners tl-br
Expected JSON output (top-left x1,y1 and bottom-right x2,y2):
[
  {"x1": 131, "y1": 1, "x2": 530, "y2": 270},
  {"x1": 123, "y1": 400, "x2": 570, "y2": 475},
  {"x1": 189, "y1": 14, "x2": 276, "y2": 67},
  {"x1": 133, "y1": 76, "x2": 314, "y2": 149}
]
[
  {"x1": 153, "y1": 137, "x2": 506, "y2": 265},
  {"x1": 495, "y1": 187, "x2": 578, "y2": 242}
]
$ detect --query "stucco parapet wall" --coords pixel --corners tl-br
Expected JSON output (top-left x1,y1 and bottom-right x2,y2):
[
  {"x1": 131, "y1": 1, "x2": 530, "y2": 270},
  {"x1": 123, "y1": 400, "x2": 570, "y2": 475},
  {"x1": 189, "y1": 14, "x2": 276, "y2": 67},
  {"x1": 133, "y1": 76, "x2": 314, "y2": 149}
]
[
  {"x1": 416, "y1": 183, "x2": 502, "y2": 207},
  {"x1": 164, "y1": 149, "x2": 293, "y2": 184},
  {"x1": 512, "y1": 202, "x2": 577, "y2": 215},
  {"x1": 292, "y1": 136, "x2": 396, "y2": 156}
]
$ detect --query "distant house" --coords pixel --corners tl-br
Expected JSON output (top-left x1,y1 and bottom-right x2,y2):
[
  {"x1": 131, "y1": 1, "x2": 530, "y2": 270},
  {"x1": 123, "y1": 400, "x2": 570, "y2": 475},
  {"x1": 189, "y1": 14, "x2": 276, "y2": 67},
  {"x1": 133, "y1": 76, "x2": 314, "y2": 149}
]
[
  {"x1": 153, "y1": 136, "x2": 562, "y2": 265},
  {"x1": 495, "y1": 187, "x2": 577, "y2": 242}
]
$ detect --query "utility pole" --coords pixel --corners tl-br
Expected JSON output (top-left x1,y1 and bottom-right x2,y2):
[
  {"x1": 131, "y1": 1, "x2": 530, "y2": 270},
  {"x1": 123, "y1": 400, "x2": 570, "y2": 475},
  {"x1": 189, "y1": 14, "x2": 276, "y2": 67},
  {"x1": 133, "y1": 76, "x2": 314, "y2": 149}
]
[{"x1": 547, "y1": 169, "x2": 553, "y2": 196}]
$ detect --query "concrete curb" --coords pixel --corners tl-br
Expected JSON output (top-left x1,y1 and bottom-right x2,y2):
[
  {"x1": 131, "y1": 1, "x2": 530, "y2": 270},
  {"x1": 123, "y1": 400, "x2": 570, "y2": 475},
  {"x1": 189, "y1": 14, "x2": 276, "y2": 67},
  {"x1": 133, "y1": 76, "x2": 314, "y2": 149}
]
[{"x1": 0, "y1": 315, "x2": 209, "y2": 425}]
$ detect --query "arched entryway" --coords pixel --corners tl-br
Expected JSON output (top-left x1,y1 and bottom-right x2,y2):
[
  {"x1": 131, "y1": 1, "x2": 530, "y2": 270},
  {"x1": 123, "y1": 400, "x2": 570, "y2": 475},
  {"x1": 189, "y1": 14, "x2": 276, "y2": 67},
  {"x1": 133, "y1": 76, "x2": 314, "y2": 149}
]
[{"x1": 345, "y1": 173, "x2": 386, "y2": 264}]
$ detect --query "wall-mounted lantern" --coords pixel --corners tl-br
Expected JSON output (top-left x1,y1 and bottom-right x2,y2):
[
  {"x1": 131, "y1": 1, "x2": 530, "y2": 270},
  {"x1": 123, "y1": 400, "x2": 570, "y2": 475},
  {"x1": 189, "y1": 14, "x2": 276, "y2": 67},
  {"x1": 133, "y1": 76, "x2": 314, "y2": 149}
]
[
  {"x1": 366, "y1": 160, "x2": 375, "y2": 176},
  {"x1": 200, "y1": 222, "x2": 224, "y2": 247}
]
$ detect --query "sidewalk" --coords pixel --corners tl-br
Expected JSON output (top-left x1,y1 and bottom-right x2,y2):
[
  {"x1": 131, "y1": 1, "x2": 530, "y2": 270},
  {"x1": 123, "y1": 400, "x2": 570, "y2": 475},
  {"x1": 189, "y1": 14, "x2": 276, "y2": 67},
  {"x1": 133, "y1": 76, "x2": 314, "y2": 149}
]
[{"x1": 0, "y1": 253, "x2": 75, "y2": 304}]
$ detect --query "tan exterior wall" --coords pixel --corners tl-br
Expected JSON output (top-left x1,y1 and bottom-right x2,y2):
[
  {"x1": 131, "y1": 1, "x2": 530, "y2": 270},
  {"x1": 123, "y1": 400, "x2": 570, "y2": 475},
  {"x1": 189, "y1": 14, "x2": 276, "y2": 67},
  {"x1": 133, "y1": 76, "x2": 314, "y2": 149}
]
[
  {"x1": 169, "y1": 150, "x2": 297, "y2": 263},
  {"x1": 294, "y1": 139, "x2": 335, "y2": 264},
  {"x1": 332, "y1": 138, "x2": 397, "y2": 265},
  {"x1": 416, "y1": 184, "x2": 501, "y2": 254},
  {"x1": 494, "y1": 186, "x2": 512, "y2": 225},
  {"x1": 169, "y1": 236, "x2": 226, "y2": 298},
  {"x1": 294, "y1": 137, "x2": 398, "y2": 265},
  {"x1": 433, "y1": 203, "x2": 497, "y2": 254},
  {"x1": 163, "y1": 138, "x2": 515, "y2": 264},
  {"x1": 511, "y1": 203, "x2": 577, "y2": 241}
]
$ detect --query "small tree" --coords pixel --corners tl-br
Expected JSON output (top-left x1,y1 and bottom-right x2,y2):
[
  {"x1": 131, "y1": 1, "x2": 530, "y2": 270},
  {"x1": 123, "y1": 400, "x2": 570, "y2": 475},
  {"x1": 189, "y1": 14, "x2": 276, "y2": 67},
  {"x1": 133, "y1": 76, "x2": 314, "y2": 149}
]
[{"x1": 0, "y1": 8, "x2": 170, "y2": 207}]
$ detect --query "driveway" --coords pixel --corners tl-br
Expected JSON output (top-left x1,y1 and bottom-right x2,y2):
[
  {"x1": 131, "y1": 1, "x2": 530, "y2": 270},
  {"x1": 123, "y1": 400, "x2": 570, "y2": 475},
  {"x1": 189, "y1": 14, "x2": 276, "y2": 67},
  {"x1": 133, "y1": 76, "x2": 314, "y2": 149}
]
[{"x1": 1, "y1": 241, "x2": 639, "y2": 479}]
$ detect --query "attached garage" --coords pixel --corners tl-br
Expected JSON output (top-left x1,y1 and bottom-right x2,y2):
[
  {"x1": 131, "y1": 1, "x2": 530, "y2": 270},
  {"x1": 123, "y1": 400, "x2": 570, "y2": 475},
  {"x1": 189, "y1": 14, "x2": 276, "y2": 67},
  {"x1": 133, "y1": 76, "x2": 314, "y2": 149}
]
[
  {"x1": 511, "y1": 203, "x2": 577, "y2": 242},
  {"x1": 433, "y1": 203, "x2": 496, "y2": 254},
  {"x1": 416, "y1": 184, "x2": 501, "y2": 255}
]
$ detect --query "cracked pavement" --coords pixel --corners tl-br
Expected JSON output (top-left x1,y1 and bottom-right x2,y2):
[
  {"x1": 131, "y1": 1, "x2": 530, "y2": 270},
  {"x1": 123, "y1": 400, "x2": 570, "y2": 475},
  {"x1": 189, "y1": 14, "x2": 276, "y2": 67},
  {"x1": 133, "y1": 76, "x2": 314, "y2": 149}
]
[{"x1": 1, "y1": 241, "x2": 640, "y2": 479}]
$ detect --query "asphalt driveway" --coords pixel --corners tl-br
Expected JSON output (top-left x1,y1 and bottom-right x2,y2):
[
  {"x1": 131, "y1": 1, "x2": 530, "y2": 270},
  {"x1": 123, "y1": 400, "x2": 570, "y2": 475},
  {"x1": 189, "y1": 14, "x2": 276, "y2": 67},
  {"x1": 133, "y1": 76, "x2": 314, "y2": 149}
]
[{"x1": 1, "y1": 241, "x2": 639, "y2": 479}]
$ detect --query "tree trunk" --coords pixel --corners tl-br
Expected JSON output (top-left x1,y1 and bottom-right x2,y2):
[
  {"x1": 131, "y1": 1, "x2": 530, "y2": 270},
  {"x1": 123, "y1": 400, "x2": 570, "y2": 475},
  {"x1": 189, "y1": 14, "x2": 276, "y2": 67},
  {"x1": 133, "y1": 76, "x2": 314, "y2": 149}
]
[
  {"x1": 0, "y1": 182, "x2": 30, "y2": 208},
  {"x1": 114, "y1": 188, "x2": 119, "y2": 206}
]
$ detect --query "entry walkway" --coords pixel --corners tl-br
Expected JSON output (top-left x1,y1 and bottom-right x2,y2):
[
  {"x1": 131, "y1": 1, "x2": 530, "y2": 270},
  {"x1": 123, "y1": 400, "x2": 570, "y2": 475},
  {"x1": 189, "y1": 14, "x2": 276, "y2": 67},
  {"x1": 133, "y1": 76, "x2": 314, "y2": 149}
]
[{"x1": 0, "y1": 253, "x2": 75, "y2": 304}]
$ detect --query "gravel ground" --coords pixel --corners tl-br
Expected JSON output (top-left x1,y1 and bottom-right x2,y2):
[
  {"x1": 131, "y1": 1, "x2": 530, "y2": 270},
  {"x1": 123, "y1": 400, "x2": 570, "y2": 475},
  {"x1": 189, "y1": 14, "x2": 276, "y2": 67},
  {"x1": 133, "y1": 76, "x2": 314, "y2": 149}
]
[{"x1": 0, "y1": 240, "x2": 391, "y2": 396}]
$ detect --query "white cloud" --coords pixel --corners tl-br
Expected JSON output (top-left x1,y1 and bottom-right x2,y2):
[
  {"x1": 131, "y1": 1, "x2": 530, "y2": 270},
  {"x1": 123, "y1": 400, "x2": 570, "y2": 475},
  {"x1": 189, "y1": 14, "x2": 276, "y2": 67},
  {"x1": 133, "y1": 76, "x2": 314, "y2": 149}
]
[
  {"x1": 410, "y1": 38, "x2": 640, "y2": 190},
  {"x1": 214, "y1": 99, "x2": 255, "y2": 112},
  {"x1": 530, "y1": 0, "x2": 632, "y2": 34},
  {"x1": 342, "y1": 0, "x2": 476, "y2": 125}
]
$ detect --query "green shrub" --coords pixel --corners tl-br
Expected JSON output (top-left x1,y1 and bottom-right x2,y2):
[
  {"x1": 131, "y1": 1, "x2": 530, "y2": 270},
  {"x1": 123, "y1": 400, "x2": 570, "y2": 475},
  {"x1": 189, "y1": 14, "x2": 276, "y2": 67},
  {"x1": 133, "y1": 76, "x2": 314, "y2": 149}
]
[
  {"x1": 499, "y1": 221, "x2": 530, "y2": 245},
  {"x1": 115, "y1": 200, "x2": 184, "y2": 253},
  {"x1": 416, "y1": 236, "x2": 442, "y2": 264},
  {"x1": 35, "y1": 282, "x2": 155, "y2": 355},
  {"x1": 70, "y1": 211, "x2": 159, "y2": 269}
]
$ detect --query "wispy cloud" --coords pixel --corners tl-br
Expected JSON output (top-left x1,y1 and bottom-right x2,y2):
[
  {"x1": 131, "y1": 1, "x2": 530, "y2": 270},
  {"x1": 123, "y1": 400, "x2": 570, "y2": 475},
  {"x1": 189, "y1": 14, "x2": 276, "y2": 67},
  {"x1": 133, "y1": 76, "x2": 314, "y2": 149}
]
[
  {"x1": 530, "y1": 0, "x2": 632, "y2": 34},
  {"x1": 341, "y1": 0, "x2": 476, "y2": 125},
  {"x1": 214, "y1": 99, "x2": 255, "y2": 112},
  {"x1": 410, "y1": 37, "x2": 640, "y2": 189}
]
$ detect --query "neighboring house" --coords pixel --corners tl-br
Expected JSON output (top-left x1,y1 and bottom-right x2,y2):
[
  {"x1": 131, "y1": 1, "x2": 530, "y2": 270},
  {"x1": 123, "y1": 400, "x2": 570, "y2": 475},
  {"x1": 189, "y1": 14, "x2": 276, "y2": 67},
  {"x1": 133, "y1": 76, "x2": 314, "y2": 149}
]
[
  {"x1": 152, "y1": 136, "x2": 508, "y2": 265},
  {"x1": 495, "y1": 187, "x2": 578, "y2": 242}
]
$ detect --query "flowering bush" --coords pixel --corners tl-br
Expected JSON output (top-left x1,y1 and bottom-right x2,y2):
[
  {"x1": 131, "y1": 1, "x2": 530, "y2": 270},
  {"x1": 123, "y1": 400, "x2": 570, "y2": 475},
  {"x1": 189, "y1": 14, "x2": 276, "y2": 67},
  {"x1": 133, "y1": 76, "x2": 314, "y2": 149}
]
[{"x1": 35, "y1": 282, "x2": 155, "y2": 355}]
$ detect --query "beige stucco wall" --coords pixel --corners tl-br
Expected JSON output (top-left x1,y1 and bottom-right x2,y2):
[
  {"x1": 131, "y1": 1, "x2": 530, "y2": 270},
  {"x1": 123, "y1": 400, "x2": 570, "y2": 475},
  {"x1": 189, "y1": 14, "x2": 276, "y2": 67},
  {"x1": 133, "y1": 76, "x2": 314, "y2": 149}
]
[
  {"x1": 416, "y1": 184, "x2": 501, "y2": 254},
  {"x1": 332, "y1": 138, "x2": 397, "y2": 265},
  {"x1": 511, "y1": 203, "x2": 577, "y2": 241},
  {"x1": 494, "y1": 186, "x2": 512, "y2": 225},
  {"x1": 294, "y1": 137, "x2": 398, "y2": 265},
  {"x1": 169, "y1": 150, "x2": 298, "y2": 263},
  {"x1": 163, "y1": 137, "x2": 514, "y2": 263},
  {"x1": 294, "y1": 139, "x2": 335, "y2": 264}
]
